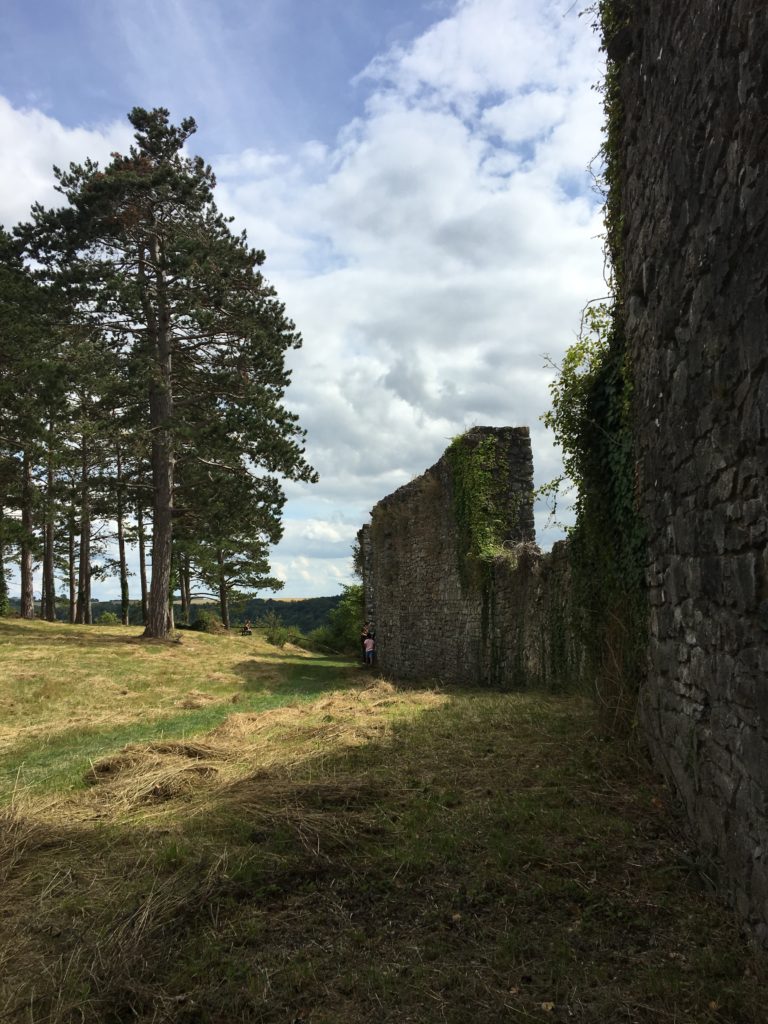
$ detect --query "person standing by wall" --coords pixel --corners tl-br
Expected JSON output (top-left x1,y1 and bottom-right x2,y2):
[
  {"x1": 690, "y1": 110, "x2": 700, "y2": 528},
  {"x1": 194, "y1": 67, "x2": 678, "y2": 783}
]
[{"x1": 364, "y1": 633, "x2": 375, "y2": 667}]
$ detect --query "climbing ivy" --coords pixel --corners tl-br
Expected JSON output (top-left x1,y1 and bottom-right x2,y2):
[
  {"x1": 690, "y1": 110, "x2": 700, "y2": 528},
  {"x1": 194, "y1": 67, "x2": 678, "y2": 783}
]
[
  {"x1": 543, "y1": 0, "x2": 646, "y2": 732},
  {"x1": 595, "y1": 0, "x2": 631, "y2": 293},
  {"x1": 446, "y1": 433, "x2": 505, "y2": 567}
]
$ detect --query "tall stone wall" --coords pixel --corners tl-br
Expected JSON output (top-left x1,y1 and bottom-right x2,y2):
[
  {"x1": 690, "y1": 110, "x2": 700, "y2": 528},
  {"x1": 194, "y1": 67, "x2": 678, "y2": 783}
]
[
  {"x1": 360, "y1": 0, "x2": 768, "y2": 942},
  {"x1": 618, "y1": 2, "x2": 768, "y2": 937},
  {"x1": 361, "y1": 427, "x2": 581, "y2": 690}
]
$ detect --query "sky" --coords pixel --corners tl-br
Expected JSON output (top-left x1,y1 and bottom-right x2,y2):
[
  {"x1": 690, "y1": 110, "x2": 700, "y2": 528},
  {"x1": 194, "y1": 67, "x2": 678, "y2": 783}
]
[{"x1": 2, "y1": 0, "x2": 608, "y2": 601}]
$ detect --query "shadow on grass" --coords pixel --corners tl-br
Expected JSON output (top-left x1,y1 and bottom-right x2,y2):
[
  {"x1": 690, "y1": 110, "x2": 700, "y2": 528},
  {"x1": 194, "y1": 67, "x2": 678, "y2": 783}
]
[
  {"x1": 3, "y1": 687, "x2": 767, "y2": 1024},
  {"x1": 231, "y1": 653, "x2": 361, "y2": 695}
]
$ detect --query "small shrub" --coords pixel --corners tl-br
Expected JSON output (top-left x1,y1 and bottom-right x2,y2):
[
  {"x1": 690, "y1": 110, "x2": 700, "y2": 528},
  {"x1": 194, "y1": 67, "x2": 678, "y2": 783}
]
[
  {"x1": 310, "y1": 584, "x2": 364, "y2": 654},
  {"x1": 192, "y1": 610, "x2": 224, "y2": 634},
  {"x1": 97, "y1": 611, "x2": 120, "y2": 626},
  {"x1": 260, "y1": 610, "x2": 291, "y2": 648}
]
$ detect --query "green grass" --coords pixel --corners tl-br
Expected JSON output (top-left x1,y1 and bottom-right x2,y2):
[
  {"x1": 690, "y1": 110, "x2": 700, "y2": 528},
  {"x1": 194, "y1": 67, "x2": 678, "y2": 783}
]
[
  {"x1": 1, "y1": 619, "x2": 767, "y2": 1023},
  {"x1": 4, "y1": 687, "x2": 323, "y2": 798},
  {"x1": 0, "y1": 618, "x2": 356, "y2": 799}
]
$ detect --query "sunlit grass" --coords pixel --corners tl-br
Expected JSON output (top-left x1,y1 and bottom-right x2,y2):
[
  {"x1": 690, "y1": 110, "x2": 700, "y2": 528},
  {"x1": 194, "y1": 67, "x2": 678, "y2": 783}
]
[
  {"x1": 1, "y1": 618, "x2": 766, "y2": 1024},
  {"x1": 0, "y1": 618, "x2": 356, "y2": 800}
]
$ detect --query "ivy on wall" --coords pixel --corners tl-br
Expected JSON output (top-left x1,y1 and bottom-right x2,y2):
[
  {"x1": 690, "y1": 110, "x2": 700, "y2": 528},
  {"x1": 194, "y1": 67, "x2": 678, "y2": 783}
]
[
  {"x1": 446, "y1": 434, "x2": 503, "y2": 566},
  {"x1": 447, "y1": 430, "x2": 536, "y2": 690},
  {"x1": 446, "y1": 431, "x2": 528, "y2": 584},
  {"x1": 543, "y1": 0, "x2": 646, "y2": 731}
]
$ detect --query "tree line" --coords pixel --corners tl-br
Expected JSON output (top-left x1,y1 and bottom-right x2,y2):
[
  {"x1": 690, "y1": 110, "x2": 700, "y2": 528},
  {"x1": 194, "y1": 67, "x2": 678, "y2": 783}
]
[{"x1": 0, "y1": 108, "x2": 316, "y2": 638}]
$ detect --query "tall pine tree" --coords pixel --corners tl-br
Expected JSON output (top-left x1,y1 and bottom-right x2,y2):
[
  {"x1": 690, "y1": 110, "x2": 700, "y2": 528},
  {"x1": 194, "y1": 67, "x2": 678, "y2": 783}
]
[{"x1": 21, "y1": 108, "x2": 316, "y2": 637}]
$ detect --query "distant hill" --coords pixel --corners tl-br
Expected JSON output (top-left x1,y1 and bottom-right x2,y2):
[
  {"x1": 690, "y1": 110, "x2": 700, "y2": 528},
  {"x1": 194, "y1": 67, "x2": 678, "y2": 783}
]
[{"x1": 6, "y1": 595, "x2": 342, "y2": 632}]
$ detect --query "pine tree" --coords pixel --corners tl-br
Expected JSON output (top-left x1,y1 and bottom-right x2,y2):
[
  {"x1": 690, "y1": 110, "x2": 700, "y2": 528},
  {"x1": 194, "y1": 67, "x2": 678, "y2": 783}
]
[
  {"x1": 0, "y1": 228, "x2": 58, "y2": 618},
  {"x1": 21, "y1": 108, "x2": 316, "y2": 638}
]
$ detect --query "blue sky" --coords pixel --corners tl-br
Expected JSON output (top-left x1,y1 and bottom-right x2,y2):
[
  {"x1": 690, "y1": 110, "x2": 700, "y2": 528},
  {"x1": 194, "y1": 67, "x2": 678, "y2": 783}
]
[
  {"x1": 2, "y1": 0, "x2": 444, "y2": 152},
  {"x1": 2, "y1": 0, "x2": 607, "y2": 601}
]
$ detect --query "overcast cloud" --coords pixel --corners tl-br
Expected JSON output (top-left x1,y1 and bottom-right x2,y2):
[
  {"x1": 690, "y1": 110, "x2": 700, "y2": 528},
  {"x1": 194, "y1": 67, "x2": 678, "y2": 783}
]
[{"x1": 2, "y1": 0, "x2": 606, "y2": 600}]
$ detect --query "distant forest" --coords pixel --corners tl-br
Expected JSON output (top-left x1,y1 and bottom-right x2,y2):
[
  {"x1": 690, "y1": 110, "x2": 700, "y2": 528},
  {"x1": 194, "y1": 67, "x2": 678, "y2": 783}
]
[{"x1": 6, "y1": 595, "x2": 341, "y2": 632}]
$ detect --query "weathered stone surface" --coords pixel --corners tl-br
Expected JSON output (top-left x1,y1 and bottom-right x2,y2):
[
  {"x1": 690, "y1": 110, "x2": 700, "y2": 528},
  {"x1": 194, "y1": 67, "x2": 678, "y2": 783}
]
[
  {"x1": 360, "y1": 427, "x2": 581, "y2": 691},
  {"x1": 622, "y1": 0, "x2": 768, "y2": 941},
  {"x1": 359, "y1": 0, "x2": 768, "y2": 947}
]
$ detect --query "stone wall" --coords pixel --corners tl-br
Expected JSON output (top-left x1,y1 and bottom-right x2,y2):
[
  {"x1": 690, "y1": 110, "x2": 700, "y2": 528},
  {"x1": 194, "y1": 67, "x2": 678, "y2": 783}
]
[
  {"x1": 361, "y1": 427, "x2": 581, "y2": 691},
  {"x1": 617, "y1": 2, "x2": 768, "y2": 938},
  {"x1": 360, "y1": 0, "x2": 768, "y2": 942}
]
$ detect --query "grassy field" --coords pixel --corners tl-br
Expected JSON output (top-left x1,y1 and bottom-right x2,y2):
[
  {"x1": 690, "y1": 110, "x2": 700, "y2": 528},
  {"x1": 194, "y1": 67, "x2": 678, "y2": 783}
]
[{"x1": 1, "y1": 618, "x2": 767, "y2": 1023}]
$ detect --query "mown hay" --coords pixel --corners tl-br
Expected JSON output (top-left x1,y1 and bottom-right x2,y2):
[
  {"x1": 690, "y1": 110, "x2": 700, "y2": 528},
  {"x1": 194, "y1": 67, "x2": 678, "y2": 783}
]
[
  {"x1": 211, "y1": 680, "x2": 445, "y2": 746},
  {"x1": 0, "y1": 805, "x2": 42, "y2": 885},
  {"x1": 84, "y1": 742, "x2": 229, "y2": 806},
  {"x1": 174, "y1": 690, "x2": 220, "y2": 709}
]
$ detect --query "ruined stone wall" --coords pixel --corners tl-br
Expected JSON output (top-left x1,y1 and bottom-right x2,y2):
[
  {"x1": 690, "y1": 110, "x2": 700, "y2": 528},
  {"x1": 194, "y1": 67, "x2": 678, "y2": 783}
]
[
  {"x1": 361, "y1": 427, "x2": 581, "y2": 690},
  {"x1": 618, "y1": 2, "x2": 768, "y2": 937},
  {"x1": 361, "y1": 0, "x2": 768, "y2": 940}
]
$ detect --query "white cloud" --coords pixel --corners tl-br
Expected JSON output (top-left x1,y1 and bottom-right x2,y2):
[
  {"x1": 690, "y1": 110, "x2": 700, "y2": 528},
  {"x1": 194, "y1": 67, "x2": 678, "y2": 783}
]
[
  {"x1": 2, "y1": 0, "x2": 606, "y2": 600},
  {"x1": 0, "y1": 97, "x2": 132, "y2": 229}
]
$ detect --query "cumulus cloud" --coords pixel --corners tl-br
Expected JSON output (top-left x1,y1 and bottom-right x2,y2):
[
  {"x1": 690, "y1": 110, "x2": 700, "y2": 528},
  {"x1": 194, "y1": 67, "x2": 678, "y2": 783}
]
[
  {"x1": 219, "y1": 1, "x2": 607, "y2": 595},
  {"x1": 2, "y1": 0, "x2": 607, "y2": 600},
  {"x1": 0, "y1": 97, "x2": 132, "y2": 229}
]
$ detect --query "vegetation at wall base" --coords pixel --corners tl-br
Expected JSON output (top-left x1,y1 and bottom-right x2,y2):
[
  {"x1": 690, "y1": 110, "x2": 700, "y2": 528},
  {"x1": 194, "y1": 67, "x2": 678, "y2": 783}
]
[{"x1": 2, "y1": 619, "x2": 767, "y2": 1023}]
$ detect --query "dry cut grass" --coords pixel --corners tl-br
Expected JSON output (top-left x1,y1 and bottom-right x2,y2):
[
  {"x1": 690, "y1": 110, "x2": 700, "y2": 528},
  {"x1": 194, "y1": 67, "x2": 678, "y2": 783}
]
[{"x1": 1, "y1": 619, "x2": 767, "y2": 1023}]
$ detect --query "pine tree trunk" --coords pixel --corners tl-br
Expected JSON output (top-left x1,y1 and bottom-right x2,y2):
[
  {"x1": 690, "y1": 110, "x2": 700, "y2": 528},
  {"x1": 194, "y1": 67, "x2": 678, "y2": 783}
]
[
  {"x1": 137, "y1": 505, "x2": 149, "y2": 625},
  {"x1": 75, "y1": 440, "x2": 91, "y2": 625},
  {"x1": 144, "y1": 244, "x2": 174, "y2": 640},
  {"x1": 43, "y1": 452, "x2": 56, "y2": 621},
  {"x1": 167, "y1": 553, "x2": 175, "y2": 632},
  {"x1": 180, "y1": 552, "x2": 190, "y2": 625},
  {"x1": 42, "y1": 520, "x2": 55, "y2": 620},
  {"x1": 20, "y1": 453, "x2": 35, "y2": 619},
  {"x1": 117, "y1": 516, "x2": 129, "y2": 625},
  {"x1": 0, "y1": 507, "x2": 9, "y2": 616},
  {"x1": 116, "y1": 445, "x2": 130, "y2": 625},
  {"x1": 218, "y1": 550, "x2": 230, "y2": 629},
  {"x1": 183, "y1": 556, "x2": 192, "y2": 623},
  {"x1": 145, "y1": 403, "x2": 173, "y2": 638},
  {"x1": 68, "y1": 511, "x2": 76, "y2": 624},
  {"x1": 40, "y1": 569, "x2": 47, "y2": 622}
]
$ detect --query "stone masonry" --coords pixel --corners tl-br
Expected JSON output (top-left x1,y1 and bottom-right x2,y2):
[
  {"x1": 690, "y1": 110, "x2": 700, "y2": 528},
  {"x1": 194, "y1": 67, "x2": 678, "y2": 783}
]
[
  {"x1": 361, "y1": 0, "x2": 768, "y2": 943},
  {"x1": 618, "y1": 2, "x2": 768, "y2": 938},
  {"x1": 360, "y1": 427, "x2": 581, "y2": 691}
]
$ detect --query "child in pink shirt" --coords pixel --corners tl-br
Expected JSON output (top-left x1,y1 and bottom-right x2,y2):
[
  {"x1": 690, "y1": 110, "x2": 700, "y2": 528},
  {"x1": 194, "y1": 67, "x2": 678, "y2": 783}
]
[{"x1": 364, "y1": 635, "x2": 375, "y2": 666}]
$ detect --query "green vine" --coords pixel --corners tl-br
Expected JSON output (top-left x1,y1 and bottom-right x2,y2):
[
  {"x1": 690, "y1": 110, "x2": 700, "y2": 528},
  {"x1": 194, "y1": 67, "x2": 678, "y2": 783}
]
[
  {"x1": 596, "y1": 0, "x2": 631, "y2": 294},
  {"x1": 446, "y1": 434, "x2": 506, "y2": 570},
  {"x1": 541, "y1": 0, "x2": 646, "y2": 732}
]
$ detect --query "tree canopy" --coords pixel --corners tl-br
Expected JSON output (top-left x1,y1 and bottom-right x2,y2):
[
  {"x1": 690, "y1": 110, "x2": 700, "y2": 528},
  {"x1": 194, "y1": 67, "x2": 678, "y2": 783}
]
[{"x1": 1, "y1": 107, "x2": 316, "y2": 636}]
